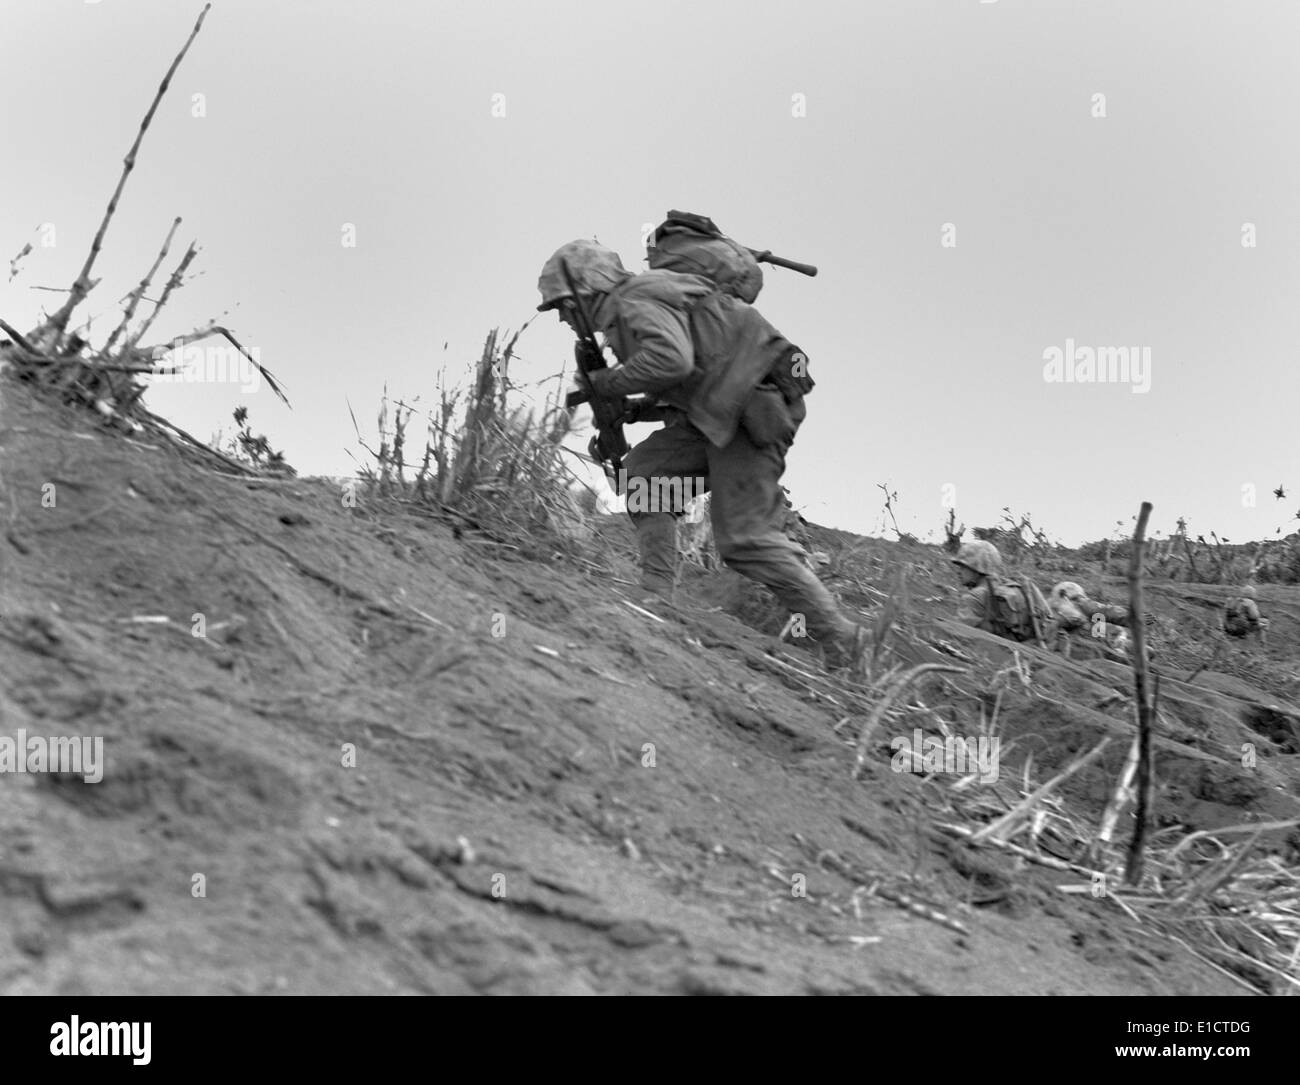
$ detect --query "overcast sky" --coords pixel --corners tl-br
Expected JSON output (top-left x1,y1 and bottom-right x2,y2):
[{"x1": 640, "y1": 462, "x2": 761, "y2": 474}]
[{"x1": 4, "y1": 0, "x2": 1299, "y2": 546}]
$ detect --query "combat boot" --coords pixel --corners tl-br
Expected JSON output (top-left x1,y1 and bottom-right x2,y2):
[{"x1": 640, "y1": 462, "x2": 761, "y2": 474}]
[
  {"x1": 823, "y1": 623, "x2": 870, "y2": 681},
  {"x1": 633, "y1": 512, "x2": 679, "y2": 599}
]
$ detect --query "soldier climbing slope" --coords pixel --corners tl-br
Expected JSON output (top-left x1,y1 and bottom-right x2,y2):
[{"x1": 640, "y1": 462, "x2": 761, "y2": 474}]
[
  {"x1": 1223, "y1": 584, "x2": 1269, "y2": 646},
  {"x1": 536, "y1": 238, "x2": 868, "y2": 675}
]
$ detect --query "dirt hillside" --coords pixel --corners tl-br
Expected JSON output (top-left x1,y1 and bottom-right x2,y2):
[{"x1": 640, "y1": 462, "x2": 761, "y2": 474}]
[{"x1": 1, "y1": 379, "x2": 1296, "y2": 995}]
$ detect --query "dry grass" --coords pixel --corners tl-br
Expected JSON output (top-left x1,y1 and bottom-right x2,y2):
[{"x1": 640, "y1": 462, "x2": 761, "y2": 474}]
[
  {"x1": 678, "y1": 493, "x2": 718, "y2": 571},
  {"x1": 784, "y1": 542, "x2": 1300, "y2": 995},
  {"x1": 349, "y1": 328, "x2": 598, "y2": 553},
  {"x1": 929, "y1": 689, "x2": 1300, "y2": 995}
]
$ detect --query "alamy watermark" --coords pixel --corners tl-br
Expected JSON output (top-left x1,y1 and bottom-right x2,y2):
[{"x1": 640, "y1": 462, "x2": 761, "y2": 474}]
[
  {"x1": 1042, "y1": 339, "x2": 1151, "y2": 394},
  {"x1": 0, "y1": 729, "x2": 103, "y2": 783},
  {"x1": 618, "y1": 470, "x2": 706, "y2": 514},
  {"x1": 50, "y1": 1016, "x2": 150, "y2": 1065},
  {"x1": 149, "y1": 340, "x2": 263, "y2": 393},
  {"x1": 891, "y1": 729, "x2": 999, "y2": 783}
]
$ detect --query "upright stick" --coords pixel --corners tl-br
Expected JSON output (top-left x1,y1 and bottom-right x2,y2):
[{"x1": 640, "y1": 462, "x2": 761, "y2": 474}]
[{"x1": 1124, "y1": 501, "x2": 1155, "y2": 885}]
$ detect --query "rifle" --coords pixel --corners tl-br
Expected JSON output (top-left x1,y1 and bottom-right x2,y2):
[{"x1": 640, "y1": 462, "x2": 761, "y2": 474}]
[
  {"x1": 1021, "y1": 579, "x2": 1052, "y2": 650},
  {"x1": 559, "y1": 259, "x2": 629, "y2": 490}
]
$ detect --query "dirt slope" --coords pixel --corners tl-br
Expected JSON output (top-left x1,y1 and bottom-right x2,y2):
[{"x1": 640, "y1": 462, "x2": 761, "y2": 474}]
[{"x1": 1, "y1": 381, "x2": 1296, "y2": 995}]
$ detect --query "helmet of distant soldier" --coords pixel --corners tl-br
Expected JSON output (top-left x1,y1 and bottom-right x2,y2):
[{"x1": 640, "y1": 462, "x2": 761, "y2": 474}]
[
  {"x1": 951, "y1": 540, "x2": 1003, "y2": 577},
  {"x1": 537, "y1": 239, "x2": 631, "y2": 312},
  {"x1": 1051, "y1": 581, "x2": 1087, "y2": 603}
]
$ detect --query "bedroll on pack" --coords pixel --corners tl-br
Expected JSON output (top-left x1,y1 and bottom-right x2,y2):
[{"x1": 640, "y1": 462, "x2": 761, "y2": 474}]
[
  {"x1": 647, "y1": 210, "x2": 765, "y2": 303},
  {"x1": 1223, "y1": 599, "x2": 1258, "y2": 637}
]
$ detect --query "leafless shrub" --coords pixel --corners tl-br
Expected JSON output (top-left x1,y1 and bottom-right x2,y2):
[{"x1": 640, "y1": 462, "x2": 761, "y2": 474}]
[
  {"x1": 1, "y1": 5, "x2": 290, "y2": 478},
  {"x1": 942, "y1": 508, "x2": 965, "y2": 554},
  {"x1": 211, "y1": 406, "x2": 294, "y2": 475}
]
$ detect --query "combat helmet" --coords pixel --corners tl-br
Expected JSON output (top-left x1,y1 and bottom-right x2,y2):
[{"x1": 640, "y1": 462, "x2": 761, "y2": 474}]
[
  {"x1": 951, "y1": 540, "x2": 1003, "y2": 577},
  {"x1": 1051, "y1": 581, "x2": 1087, "y2": 603},
  {"x1": 537, "y1": 240, "x2": 631, "y2": 312}
]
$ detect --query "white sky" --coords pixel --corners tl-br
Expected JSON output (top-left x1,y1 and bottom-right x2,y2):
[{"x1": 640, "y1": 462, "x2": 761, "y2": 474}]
[{"x1": 4, "y1": 0, "x2": 1299, "y2": 545}]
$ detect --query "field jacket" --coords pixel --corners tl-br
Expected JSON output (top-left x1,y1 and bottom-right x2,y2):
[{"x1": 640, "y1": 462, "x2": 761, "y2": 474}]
[{"x1": 592, "y1": 270, "x2": 811, "y2": 448}]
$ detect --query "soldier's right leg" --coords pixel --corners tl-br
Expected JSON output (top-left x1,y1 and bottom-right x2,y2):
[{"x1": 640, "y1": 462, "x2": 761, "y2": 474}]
[
  {"x1": 621, "y1": 420, "x2": 709, "y2": 598},
  {"x1": 704, "y1": 425, "x2": 860, "y2": 663}
]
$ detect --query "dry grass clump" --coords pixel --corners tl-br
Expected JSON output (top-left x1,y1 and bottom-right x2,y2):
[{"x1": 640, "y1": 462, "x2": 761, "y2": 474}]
[{"x1": 350, "y1": 328, "x2": 596, "y2": 552}]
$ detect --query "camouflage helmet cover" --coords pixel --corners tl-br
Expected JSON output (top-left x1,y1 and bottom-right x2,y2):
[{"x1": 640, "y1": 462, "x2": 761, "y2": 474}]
[
  {"x1": 537, "y1": 239, "x2": 631, "y2": 311},
  {"x1": 951, "y1": 539, "x2": 1003, "y2": 577},
  {"x1": 1051, "y1": 581, "x2": 1087, "y2": 603}
]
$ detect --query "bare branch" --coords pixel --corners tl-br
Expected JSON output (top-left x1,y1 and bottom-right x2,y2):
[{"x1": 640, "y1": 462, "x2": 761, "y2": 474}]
[
  {"x1": 132, "y1": 325, "x2": 291, "y2": 408},
  {"x1": 0, "y1": 318, "x2": 37, "y2": 354},
  {"x1": 103, "y1": 216, "x2": 181, "y2": 354},
  {"x1": 125, "y1": 241, "x2": 200, "y2": 349},
  {"x1": 39, "y1": 3, "x2": 212, "y2": 344}
]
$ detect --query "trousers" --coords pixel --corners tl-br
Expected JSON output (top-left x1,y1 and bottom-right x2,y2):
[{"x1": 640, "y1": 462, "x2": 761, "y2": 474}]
[{"x1": 622, "y1": 411, "x2": 855, "y2": 647}]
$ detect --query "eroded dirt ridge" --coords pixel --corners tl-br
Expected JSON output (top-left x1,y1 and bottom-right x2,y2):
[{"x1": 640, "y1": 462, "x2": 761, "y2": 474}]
[{"x1": 1, "y1": 383, "x2": 1297, "y2": 994}]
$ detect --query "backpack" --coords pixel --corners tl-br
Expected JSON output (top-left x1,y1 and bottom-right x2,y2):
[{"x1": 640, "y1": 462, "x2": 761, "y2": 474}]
[
  {"x1": 1223, "y1": 598, "x2": 1256, "y2": 637},
  {"x1": 987, "y1": 579, "x2": 1050, "y2": 643},
  {"x1": 647, "y1": 210, "x2": 764, "y2": 303}
]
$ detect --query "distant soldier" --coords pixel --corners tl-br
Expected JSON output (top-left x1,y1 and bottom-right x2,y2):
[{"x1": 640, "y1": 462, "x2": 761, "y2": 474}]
[
  {"x1": 1048, "y1": 580, "x2": 1131, "y2": 658},
  {"x1": 1223, "y1": 585, "x2": 1268, "y2": 646},
  {"x1": 950, "y1": 540, "x2": 1050, "y2": 644}
]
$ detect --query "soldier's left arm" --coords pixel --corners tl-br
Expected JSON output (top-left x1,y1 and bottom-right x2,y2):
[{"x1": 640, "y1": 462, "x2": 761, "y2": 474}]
[
  {"x1": 597, "y1": 299, "x2": 696, "y2": 397},
  {"x1": 955, "y1": 588, "x2": 987, "y2": 628}
]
